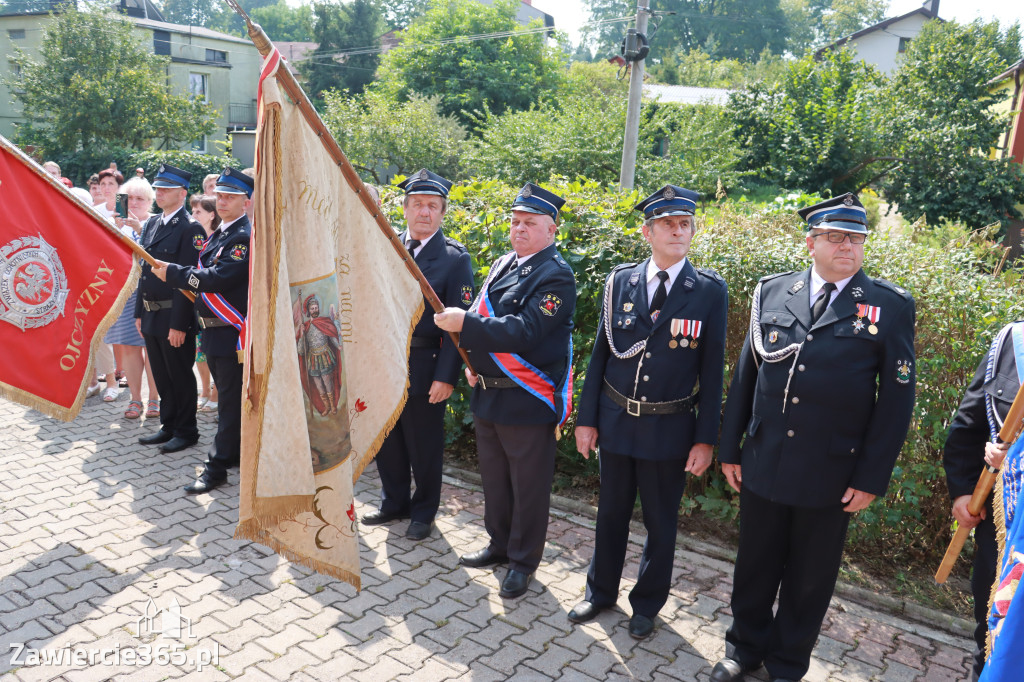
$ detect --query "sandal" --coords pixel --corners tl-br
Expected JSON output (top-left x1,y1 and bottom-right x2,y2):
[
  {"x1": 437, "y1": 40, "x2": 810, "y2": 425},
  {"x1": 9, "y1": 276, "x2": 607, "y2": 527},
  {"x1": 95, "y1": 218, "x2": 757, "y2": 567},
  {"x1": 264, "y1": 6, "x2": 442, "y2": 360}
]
[
  {"x1": 197, "y1": 396, "x2": 209, "y2": 410},
  {"x1": 124, "y1": 400, "x2": 143, "y2": 420},
  {"x1": 145, "y1": 400, "x2": 160, "y2": 418},
  {"x1": 102, "y1": 387, "x2": 119, "y2": 402},
  {"x1": 199, "y1": 400, "x2": 218, "y2": 413}
]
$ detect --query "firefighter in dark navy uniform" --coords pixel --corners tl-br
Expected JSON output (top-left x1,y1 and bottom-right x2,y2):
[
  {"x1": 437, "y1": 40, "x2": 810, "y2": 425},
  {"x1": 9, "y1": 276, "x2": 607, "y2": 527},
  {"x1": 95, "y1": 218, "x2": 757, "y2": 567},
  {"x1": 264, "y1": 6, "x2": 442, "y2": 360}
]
[
  {"x1": 943, "y1": 322, "x2": 1023, "y2": 682},
  {"x1": 434, "y1": 183, "x2": 576, "y2": 600},
  {"x1": 152, "y1": 167, "x2": 253, "y2": 495},
  {"x1": 135, "y1": 164, "x2": 207, "y2": 454},
  {"x1": 569, "y1": 185, "x2": 728, "y2": 640},
  {"x1": 363, "y1": 169, "x2": 475, "y2": 541},
  {"x1": 711, "y1": 194, "x2": 916, "y2": 682}
]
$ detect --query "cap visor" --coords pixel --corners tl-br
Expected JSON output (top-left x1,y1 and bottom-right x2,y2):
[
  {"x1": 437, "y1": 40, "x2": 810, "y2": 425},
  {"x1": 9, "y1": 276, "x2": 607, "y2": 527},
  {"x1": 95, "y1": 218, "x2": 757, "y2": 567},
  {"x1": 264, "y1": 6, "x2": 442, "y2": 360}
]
[
  {"x1": 215, "y1": 186, "x2": 248, "y2": 195},
  {"x1": 152, "y1": 180, "x2": 186, "y2": 189},
  {"x1": 649, "y1": 208, "x2": 694, "y2": 217},
  {"x1": 512, "y1": 206, "x2": 548, "y2": 216},
  {"x1": 812, "y1": 220, "x2": 867, "y2": 233}
]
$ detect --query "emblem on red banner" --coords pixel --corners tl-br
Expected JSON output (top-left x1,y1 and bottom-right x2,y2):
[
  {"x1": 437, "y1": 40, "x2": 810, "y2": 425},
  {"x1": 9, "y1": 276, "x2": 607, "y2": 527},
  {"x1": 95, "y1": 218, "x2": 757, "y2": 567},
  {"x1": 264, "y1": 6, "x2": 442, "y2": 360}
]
[{"x1": 0, "y1": 235, "x2": 69, "y2": 331}]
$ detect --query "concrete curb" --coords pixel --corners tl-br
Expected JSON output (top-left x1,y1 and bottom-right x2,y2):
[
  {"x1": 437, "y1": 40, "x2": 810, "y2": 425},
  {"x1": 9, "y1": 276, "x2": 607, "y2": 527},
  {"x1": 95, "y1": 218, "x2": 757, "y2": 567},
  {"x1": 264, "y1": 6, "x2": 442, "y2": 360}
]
[{"x1": 442, "y1": 464, "x2": 975, "y2": 639}]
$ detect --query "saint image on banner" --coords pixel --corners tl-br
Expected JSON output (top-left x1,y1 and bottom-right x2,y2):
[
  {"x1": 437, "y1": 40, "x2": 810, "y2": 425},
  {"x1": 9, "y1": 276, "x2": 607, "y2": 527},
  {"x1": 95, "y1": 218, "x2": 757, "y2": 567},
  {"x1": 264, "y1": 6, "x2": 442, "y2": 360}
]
[{"x1": 292, "y1": 275, "x2": 351, "y2": 473}]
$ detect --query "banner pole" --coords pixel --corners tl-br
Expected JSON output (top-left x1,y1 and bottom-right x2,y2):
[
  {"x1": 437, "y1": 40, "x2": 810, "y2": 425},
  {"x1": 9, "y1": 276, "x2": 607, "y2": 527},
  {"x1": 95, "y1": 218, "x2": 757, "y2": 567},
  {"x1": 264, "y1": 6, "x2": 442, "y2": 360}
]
[
  {"x1": 224, "y1": 0, "x2": 475, "y2": 374},
  {"x1": 934, "y1": 380, "x2": 1024, "y2": 583}
]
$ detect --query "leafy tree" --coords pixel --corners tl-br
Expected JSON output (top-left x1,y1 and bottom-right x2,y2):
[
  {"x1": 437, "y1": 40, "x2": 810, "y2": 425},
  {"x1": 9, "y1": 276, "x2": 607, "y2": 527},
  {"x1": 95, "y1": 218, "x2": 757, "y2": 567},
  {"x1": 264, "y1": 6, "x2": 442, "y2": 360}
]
[
  {"x1": 582, "y1": 0, "x2": 789, "y2": 62},
  {"x1": 157, "y1": 0, "x2": 227, "y2": 28},
  {"x1": 322, "y1": 90, "x2": 468, "y2": 184},
  {"x1": 727, "y1": 48, "x2": 885, "y2": 194},
  {"x1": 464, "y1": 63, "x2": 744, "y2": 195},
  {"x1": 376, "y1": 0, "x2": 424, "y2": 31},
  {"x1": 646, "y1": 47, "x2": 787, "y2": 87},
  {"x1": 301, "y1": 0, "x2": 384, "y2": 102},
  {"x1": 5, "y1": 8, "x2": 217, "y2": 154},
  {"x1": 248, "y1": 1, "x2": 314, "y2": 42},
  {"x1": 781, "y1": 0, "x2": 887, "y2": 56},
  {"x1": 373, "y1": 0, "x2": 566, "y2": 125},
  {"x1": 880, "y1": 20, "x2": 1024, "y2": 229}
]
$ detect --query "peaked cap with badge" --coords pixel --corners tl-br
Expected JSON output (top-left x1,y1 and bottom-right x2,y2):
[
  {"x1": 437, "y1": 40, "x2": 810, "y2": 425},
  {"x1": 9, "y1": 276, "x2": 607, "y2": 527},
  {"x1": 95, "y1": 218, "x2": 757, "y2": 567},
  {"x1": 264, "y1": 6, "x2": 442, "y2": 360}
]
[
  {"x1": 634, "y1": 185, "x2": 700, "y2": 219},
  {"x1": 398, "y1": 168, "x2": 452, "y2": 198},
  {"x1": 152, "y1": 164, "x2": 192, "y2": 189},
  {"x1": 215, "y1": 167, "x2": 254, "y2": 197},
  {"x1": 512, "y1": 183, "x2": 565, "y2": 222},
  {"x1": 797, "y1": 192, "x2": 868, "y2": 234}
]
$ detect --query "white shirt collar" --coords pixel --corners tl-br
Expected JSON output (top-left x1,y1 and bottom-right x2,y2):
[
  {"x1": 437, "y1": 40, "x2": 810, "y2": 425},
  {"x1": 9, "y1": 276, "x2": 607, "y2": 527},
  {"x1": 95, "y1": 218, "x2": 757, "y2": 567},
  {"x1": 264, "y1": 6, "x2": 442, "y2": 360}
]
[
  {"x1": 218, "y1": 215, "x2": 244, "y2": 233},
  {"x1": 809, "y1": 267, "x2": 854, "y2": 305},
  {"x1": 406, "y1": 229, "x2": 437, "y2": 256},
  {"x1": 646, "y1": 257, "x2": 688, "y2": 288}
]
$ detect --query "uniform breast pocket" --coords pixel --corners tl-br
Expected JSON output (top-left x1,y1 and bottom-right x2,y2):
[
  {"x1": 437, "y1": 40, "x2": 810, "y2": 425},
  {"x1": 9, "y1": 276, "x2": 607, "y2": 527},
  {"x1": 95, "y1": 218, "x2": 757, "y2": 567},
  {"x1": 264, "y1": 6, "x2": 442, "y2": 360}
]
[
  {"x1": 761, "y1": 311, "x2": 797, "y2": 347},
  {"x1": 612, "y1": 312, "x2": 638, "y2": 331},
  {"x1": 834, "y1": 320, "x2": 882, "y2": 342},
  {"x1": 984, "y1": 373, "x2": 1020, "y2": 412},
  {"x1": 498, "y1": 287, "x2": 524, "y2": 309}
]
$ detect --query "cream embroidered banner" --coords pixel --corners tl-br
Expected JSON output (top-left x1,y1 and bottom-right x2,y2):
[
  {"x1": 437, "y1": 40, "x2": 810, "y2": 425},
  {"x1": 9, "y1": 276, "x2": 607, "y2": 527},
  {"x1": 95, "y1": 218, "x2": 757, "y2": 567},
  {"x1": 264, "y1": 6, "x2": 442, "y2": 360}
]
[{"x1": 235, "y1": 49, "x2": 423, "y2": 588}]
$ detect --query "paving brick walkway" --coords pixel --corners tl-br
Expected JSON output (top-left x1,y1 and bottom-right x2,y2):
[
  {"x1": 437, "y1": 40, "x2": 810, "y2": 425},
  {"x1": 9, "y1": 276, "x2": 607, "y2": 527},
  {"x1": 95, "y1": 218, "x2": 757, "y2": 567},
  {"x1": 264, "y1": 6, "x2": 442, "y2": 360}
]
[{"x1": 0, "y1": 394, "x2": 973, "y2": 681}]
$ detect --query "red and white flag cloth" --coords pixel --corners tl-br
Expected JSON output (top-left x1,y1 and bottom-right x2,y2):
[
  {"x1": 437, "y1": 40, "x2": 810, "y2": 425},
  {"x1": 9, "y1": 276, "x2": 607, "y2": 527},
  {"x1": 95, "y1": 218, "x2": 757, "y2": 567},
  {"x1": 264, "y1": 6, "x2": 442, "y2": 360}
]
[
  {"x1": 234, "y1": 49, "x2": 423, "y2": 588},
  {"x1": 0, "y1": 135, "x2": 139, "y2": 420}
]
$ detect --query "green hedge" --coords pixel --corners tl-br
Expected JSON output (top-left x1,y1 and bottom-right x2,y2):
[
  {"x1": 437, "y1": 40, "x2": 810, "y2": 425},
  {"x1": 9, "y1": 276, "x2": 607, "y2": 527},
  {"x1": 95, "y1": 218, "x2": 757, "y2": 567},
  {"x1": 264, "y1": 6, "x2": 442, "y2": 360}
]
[{"x1": 381, "y1": 178, "x2": 1024, "y2": 568}]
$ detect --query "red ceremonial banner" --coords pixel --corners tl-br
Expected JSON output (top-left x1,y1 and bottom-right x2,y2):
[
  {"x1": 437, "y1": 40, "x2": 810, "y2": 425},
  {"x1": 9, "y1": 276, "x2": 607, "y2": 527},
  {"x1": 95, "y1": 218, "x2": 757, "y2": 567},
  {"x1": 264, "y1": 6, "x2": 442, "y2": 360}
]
[{"x1": 0, "y1": 136, "x2": 140, "y2": 420}]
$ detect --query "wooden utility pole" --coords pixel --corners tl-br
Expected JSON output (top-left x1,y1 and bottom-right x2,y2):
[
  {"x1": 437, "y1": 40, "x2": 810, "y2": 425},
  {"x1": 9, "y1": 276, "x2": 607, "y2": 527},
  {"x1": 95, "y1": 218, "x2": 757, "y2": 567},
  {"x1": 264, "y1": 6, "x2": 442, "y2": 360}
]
[{"x1": 619, "y1": 1, "x2": 651, "y2": 190}]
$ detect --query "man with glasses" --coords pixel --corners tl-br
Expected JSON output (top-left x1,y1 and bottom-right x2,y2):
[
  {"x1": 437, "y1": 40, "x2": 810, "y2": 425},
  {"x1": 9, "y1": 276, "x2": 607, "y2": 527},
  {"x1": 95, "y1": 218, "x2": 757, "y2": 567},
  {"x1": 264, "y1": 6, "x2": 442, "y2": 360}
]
[{"x1": 711, "y1": 193, "x2": 916, "y2": 682}]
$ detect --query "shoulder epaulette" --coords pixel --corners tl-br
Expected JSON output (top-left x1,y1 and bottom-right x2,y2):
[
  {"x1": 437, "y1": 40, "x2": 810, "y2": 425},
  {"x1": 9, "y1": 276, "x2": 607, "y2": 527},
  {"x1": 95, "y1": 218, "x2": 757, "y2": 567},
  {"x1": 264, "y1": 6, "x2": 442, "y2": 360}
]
[
  {"x1": 873, "y1": 278, "x2": 912, "y2": 299},
  {"x1": 612, "y1": 262, "x2": 637, "y2": 274},
  {"x1": 698, "y1": 267, "x2": 724, "y2": 285},
  {"x1": 445, "y1": 236, "x2": 467, "y2": 252},
  {"x1": 759, "y1": 270, "x2": 796, "y2": 283}
]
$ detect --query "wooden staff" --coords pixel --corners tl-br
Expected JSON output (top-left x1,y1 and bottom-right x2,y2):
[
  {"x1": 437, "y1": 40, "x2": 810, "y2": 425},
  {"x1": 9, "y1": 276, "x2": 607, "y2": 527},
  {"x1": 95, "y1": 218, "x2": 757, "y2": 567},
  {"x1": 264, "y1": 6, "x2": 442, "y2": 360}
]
[
  {"x1": 223, "y1": 0, "x2": 475, "y2": 374},
  {"x1": 935, "y1": 380, "x2": 1024, "y2": 583}
]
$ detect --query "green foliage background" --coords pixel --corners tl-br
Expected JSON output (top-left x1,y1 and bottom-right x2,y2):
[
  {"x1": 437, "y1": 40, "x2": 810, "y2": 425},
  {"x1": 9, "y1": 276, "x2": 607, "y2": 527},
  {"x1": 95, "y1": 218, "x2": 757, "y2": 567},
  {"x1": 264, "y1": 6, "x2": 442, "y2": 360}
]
[{"x1": 380, "y1": 178, "x2": 1024, "y2": 569}]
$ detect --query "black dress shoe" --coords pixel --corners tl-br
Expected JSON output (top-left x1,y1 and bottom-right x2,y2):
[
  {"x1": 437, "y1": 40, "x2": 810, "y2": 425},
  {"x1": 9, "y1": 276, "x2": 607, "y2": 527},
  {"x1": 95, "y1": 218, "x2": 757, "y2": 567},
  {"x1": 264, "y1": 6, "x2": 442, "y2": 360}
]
[
  {"x1": 405, "y1": 521, "x2": 432, "y2": 540},
  {"x1": 160, "y1": 436, "x2": 199, "y2": 453},
  {"x1": 139, "y1": 430, "x2": 173, "y2": 445},
  {"x1": 499, "y1": 569, "x2": 532, "y2": 599},
  {"x1": 628, "y1": 614, "x2": 655, "y2": 639},
  {"x1": 459, "y1": 547, "x2": 508, "y2": 568},
  {"x1": 567, "y1": 601, "x2": 604, "y2": 623},
  {"x1": 710, "y1": 658, "x2": 748, "y2": 682},
  {"x1": 362, "y1": 509, "x2": 409, "y2": 525},
  {"x1": 184, "y1": 473, "x2": 226, "y2": 495}
]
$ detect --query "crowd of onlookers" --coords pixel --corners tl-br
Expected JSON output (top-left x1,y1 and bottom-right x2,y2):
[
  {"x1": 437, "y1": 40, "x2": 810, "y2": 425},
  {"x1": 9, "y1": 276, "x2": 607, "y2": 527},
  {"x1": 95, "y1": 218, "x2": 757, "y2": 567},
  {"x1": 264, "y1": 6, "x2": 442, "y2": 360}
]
[{"x1": 42, "y1": 160, "x2": 221, "y2": 420}]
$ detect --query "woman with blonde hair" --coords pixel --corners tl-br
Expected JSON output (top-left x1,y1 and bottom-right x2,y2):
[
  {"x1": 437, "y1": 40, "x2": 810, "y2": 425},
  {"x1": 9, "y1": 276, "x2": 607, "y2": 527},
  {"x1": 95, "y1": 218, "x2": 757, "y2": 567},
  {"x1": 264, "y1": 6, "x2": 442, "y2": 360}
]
[{"x1": 105, "y1": 176, "x2": 160, "y2": 419}]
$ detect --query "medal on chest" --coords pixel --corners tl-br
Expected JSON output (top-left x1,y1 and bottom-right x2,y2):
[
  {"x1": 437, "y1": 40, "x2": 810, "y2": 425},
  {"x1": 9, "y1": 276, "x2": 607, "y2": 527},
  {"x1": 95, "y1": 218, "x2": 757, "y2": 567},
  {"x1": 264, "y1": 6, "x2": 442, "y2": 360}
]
[{"x1": 855, "y1": 303, "x2": 880, "y2": 335}]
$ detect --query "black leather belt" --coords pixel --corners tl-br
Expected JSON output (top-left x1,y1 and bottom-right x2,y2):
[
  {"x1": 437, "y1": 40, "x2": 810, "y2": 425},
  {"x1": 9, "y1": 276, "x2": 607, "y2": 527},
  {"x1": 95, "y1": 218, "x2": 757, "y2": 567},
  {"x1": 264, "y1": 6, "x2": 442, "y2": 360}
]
[
  {"x1": 198, "y1": 317, "x2": 231, "y2": 329},
  {"x1": 142, "y1": 299, "x2": 172, "y2": 312},
  {"x1": 478, "y1": 375, "x2": 519, "y2": 389},
  {"x1": 410, "y1": 337, "x2": 440, "y2": 348},
  {"x1": 603, "y1": 379, "x2": 698, "y2": 417}
]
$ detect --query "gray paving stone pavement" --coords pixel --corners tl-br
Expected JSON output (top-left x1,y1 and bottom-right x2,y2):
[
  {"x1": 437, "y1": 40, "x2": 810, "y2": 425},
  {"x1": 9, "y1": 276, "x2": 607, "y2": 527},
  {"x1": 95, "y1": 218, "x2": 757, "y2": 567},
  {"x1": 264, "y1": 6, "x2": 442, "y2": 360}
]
[{"x1": 0, "y1": 393, "x2": 973, "y2": 680}]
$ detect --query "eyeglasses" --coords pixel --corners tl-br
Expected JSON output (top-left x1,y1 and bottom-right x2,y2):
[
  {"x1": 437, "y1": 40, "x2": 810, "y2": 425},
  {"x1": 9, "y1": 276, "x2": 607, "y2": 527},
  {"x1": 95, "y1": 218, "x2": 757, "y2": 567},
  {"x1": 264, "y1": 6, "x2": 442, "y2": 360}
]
[{"x1": 812, "y1": 231, "x2": 866, "y2": 244}]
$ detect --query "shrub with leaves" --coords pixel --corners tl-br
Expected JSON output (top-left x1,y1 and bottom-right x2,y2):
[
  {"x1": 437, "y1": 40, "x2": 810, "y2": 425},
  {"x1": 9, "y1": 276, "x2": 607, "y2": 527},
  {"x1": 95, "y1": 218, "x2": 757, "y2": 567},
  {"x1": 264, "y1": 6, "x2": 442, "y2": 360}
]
[{"x1": 382, "y1": 179, "x2": 1024, "y2": 569}]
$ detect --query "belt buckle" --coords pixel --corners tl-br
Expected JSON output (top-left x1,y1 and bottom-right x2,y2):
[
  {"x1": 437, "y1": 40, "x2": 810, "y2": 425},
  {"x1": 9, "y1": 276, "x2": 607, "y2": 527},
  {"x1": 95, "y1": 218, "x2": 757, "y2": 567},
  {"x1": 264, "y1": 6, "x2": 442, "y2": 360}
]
[
  {"x1": 144, "y1": 301, "x2": 153, "y2": 312},
  {"x1": 626, "y1": 398, "x2": 641, "y2": 417},
  {"x1": 198, "y1": 318, "x2": 207, "y2": 329}
]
